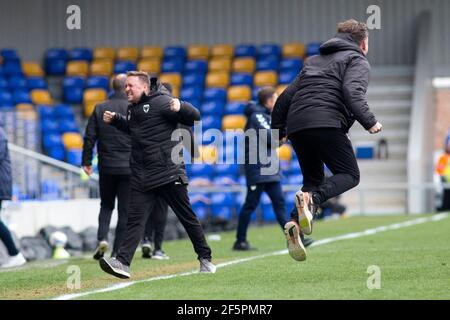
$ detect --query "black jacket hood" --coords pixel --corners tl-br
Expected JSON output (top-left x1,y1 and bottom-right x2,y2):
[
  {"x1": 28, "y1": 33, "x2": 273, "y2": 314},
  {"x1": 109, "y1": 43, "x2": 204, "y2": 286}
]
[{"x1": 319, "y1": 33, "x2": 363, "y2": 55}]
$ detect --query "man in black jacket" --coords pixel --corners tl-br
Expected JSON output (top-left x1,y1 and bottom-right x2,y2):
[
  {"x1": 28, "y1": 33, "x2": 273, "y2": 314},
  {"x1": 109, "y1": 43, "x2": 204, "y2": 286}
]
[
  {"x1": 272, "y1": 19, "x2": 382, "y2": 261},
  {"x1": 233, "y1": 87, "x2": 314, "y2": 251},
  {"x1": 82, "y1": 74, "x2": 130, "y2": 260},
  {"x1": 100, "y1": 71, "x2": 215, "y2": 278}
]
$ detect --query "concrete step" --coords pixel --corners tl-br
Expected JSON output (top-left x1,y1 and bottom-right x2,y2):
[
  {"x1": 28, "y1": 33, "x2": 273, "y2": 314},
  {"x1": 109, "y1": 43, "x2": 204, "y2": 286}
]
[
  {"x1": 367, "y1": 85, "x2": 413, "y2": 101},
  {"x1": 341, "y1": 188, "x2": 407, "y2": 214},
  {"x1": 366, "y1": 100, "x2": 411, "y2": 115},
  {"x1": 349, "y1": 128, "x2": 409, "y2": 143},
  {"x1": 357, "y1": 159, "x2": 407, "y2": 176}
]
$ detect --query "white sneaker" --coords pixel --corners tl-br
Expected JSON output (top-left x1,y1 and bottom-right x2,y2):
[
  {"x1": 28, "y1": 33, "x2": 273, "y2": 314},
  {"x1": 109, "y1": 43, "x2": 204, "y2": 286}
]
[
  {"x1": 284, "y1": 221, "x2": 307, "y2": 261},
  {"x1": 295, "y1": 191, "x2": 314, "y2": 235},
  {"x1": 199, "y1": 258, "x2": 216, "y2": 273},
  {"x1": 0, "y1": 253, "x2": 26, "y2": 269}
]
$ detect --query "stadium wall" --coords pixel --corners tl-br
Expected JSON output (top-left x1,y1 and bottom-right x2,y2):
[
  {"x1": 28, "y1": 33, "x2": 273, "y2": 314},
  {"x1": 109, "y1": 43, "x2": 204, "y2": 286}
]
[{"x1": 0, "y1": 0, "x2": 450, "y2": 73}]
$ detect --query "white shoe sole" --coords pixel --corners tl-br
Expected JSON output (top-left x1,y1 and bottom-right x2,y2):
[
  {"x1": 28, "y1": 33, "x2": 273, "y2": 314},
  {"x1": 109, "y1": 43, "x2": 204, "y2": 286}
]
[
  {"x1": 284, "y1": 221, "x2": 307, "y2": 261},
  {"x1": 295, "y1": 191, "x2": 313, "y2": 235}
]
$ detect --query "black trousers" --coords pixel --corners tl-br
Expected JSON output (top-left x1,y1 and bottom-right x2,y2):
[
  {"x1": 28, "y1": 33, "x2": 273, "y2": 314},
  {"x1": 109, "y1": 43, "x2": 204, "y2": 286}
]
[
  {"x1": 289, "y1": 128, "x2": 360, "y2": 205},
  {"x1": 98, "y1": 173, "x2": 130, "y2": 256},
  {"x1": 236, "y1": 182, "x2": 288, "y2": 242},
  {"x1": 0, "y1": 200, "x2": 19, "y2": 256},
  {"x1": 143, "y1": 196, "x2": 168, "y2": 251},
  {"x1": 117, "y1": 180, "x2": 212, "y2": 266}
]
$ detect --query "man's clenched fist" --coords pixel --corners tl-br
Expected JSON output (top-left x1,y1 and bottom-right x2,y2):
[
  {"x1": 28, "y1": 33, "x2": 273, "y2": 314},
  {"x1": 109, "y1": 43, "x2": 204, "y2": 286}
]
[
  {"x1": 103, "y1": 111, "x2": 116, "y2": 123},
  {"x1": 368, "y1": 122, "x2": 383, "y2": 134}
]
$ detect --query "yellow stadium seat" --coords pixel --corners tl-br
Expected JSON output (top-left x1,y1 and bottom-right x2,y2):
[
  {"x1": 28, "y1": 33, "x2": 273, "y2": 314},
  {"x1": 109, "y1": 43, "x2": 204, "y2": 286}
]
[
  {"x1": 277, "y1": 144, "x2": 293, "y2": 161},
  {"x1": 197, "y1": 145, "x2": 218, "y2": 164},
  {"x1": 170, "y1": 86, "x2": 180, "y2": 98},
  {"x1": 83, "y1": 88, "x2": 107, "y2": 103},
  {"x1": 141, "y1": 46, "x2": 163, "y2": 60},
  {"x1": 188, "y1": 45, "x2": 209, "y2": 60},
  {"x1": 282, "y1": 43, "x2": 305, "y2": 58},
  {"x1": 206, "y1": 72, "x2": 229, "y2": 88},
  {"x1": 90, "y1": 59, "x2": 113, "y2": 76},
  {"x1": 222, "y1": 115, "x2": 246, "y2": 131},
  {"x1": 15, "y1": 103, "x2": 34, "y2": 112},
  {"x1": 232, "y1": 57, "x2": 255, "y2": 73},
  {"x1": 227, "y1": 85, "x2": 251, "y2": 102},
  {"x1": 22, "y1": 62, "x2": 44, "y2": 77},
  {"x1": 62, "y1": 132, "x2": 83, "y2": 149},
  {"x1": 84, "y1": 101, "x2": 98, "y2": 117},
  {"x1": 211, "y1": 44, "x2": 234, "y2": 58},
  {"x1": 31, "y1": 89, "x2": 53, "y2": 105},
  {"x1": 254, "y1": 71, "x2": 278, "y2": 87},
  {"x1": 66, "y1": 61, "x2": 89, "y2": 77},
  {"x1": 137, "y1": 59, "x2": 161, "y2": 75},
  {"x1": 276, "y1": 84, "x2": 288, "y2": 96},
  {"x1": 208, "y1": 57, "x2": 232, "y2": 72},
  {"x1": 159, "y1": 73, "x2": 182, "y2": 89},
  {"x1": 117, "y1": 47, "x2": 139, "y2": 62},
  {"x1": 93, "y1": 47, "x2": 115, "y2": 60}
]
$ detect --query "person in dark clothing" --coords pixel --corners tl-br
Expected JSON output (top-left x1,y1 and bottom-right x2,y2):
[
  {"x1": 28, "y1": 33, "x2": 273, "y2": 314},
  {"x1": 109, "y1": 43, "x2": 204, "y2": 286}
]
[
  {"x1": 100, "y1": 71, "x2": 215, "y2": 278},
  {"x1": 82, "y1": 74, "x2": 131, "y2": 260},
  {"x1": 234, "y1": 87, "x2": 314, "y2": 251},
  {"x1": 0, "y1": 120, "x2": 26, "y2": 268},
  {"x1": 271, "y1": 19, "x2": 382, "y2": 261}
]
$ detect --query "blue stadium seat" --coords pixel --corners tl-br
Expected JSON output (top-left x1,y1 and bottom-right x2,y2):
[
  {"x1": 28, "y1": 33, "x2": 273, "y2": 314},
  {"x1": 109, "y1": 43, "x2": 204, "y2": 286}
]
[
  {"x1": 114, "y1": 61, "x2": 136, "y2": 74},
  {"x1": 0, "y1": 77, "x2": 8, "y2": 90},
  {"x1": 27, "y1": 77, "x2": 47, "y2": 90},
  {"x1": 37, "y1": 105, "x2": 55, "y2": 119},
  {"x1": 183, "y1": 73, "x2": 205, "y2": 87},
  {"x1": 1, "y1": 49, "x2": 19, "y2": 60},
  {"x1": 203, "y1": 88, "x2": 227, "y2": 103},
  {"x1": 252, "y1": 87, "x2": 262, "y2": 100},
  {"x1": 213, "y1": 175, "x2": 239, "y2": 186},
  {"x1": 164, "y1": 46, "x2": 187, "y2": 60},
  {"x1": 3, "y1": 61, "x2": 22, "y2": 76},
  {"x1": 201, "y1": 115, "x2": 222, "y2": 131},
  {"x1": 256, "y1": 55, "x2": 279, "y2": 71},
  {"x1": 180, "y1": 86, "x2": 203, "y2": 102},
  {"x1": 54, "y1": 104, "x2": 75, "y2": 119},
  {"x1": 47, "y1": 147, "x2": 65, "y2": 161},
  {"x1": 224, "y1": 101, "x2": 246, "y2": 115},
  {"x1": 68, "y1": 48, "x2": 93, "y2": 62},
  {"x1": 200, "y1": 101, "x2": 225, "y2": 115},
  {"x1": 86, "y1": 76, "x2": 109, "y2": 90},
  {"x1": 43, "y1": 133, "x2": 63, "y2": 150},
  {"x1": 235, "y1": 44, "x2": 257, "y2": 58},
  {"x1": 63, "y1": 77, "x2": 84, "y2": 104},
  {"x1": 213, "y1": 163, "x2": 240, "y2": 177},
  {"x1": 0, "y1": 90, "x2": 12, "y2": 105},
  {"x1": 41, "y1": 180, "x2": 61, "y2": 200},
  {"x1": 287, "y1": 173, "x2": 303, "y2": 185},
  {"x1": 192, "y1": 202, "x2": 209, "y2": 221},
  {"x1": 230, "y1": 73, "x2": 253, "y2": 86},
  {"x1": 46, "y1": 48, "x2": 68, "y2": 60},
  {"x1": 59, "y1": 119, "x2": 79, "y2": 133},
  {"x1": 306, "y1": 42, "x2": 321, "y2": 56},
  {"x1": 12, "y1": 89, "x2": 31, "y2": 104},
  {"x1": 184, "y1": 60, "x2": 208, "y2": 74},
  {"x1": 190, "y1": 163, "x2": 214, "y2": 176},
  {"x1": 161, "y1": 58, "x2": 184, "y2": 73},
  {"x1": 8, "y1": 75, "x2": 27, "y2": 90},
  {"x1": 279, "y1": 58, "x2": 303, "y2": 72},
  {"x1": 63, "y1": 76, "x2": 85, "y2": 89},
  {"x1": 279, "y1": 70, "x2": 298, "y2": 84},
  {"x1": 41, "y1": 119, "x2": 59, "y2": 133},
  {"x1": 258, "y1": 44, "x2": 281, "y2": 58},
  {"x1": 66, "y1": 149, "x2": 82, "y2": 166},
  {"x1": 45, "y1": 58, "x2": 66, "y2": 75},
  {"x1": 211, "y1": 193, "x2": 235, "y2": 220}
]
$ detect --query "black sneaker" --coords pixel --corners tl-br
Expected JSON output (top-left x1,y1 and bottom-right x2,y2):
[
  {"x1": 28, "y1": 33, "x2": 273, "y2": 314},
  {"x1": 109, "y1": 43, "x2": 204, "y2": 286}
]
[
  {"x1": 302, "y1": 237, "x2": 314, "y2": 248},
  {"x1": 99, "y1": 257, "x2": 130, "y2": 279},
  {"x1": 232, "y1": 240, "x2": 257, "y2": 251},
  {"x1": 93, "y1": 240, "x2": 108, "y2": 260},
  {"x1": 142, "y1": 241, "x2": 153, "y2": 259}
]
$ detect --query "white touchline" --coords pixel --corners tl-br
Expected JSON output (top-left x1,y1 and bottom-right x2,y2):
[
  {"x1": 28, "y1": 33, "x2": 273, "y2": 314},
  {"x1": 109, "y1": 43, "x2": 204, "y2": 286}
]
[{"x1": 53, "y1": 212, "x2": 449, "y2": 300}]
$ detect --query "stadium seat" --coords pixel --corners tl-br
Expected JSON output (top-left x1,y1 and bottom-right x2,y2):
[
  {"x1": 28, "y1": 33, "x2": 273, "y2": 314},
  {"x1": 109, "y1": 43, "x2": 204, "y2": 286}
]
[
  {"x1": 258, "y1": 44, "x2": 281, "y2": 58},
  {"x1": 113, "y1": 61, "x2": 137, "y2": 74},
  {"x1": 224, "y1": 102, "x2": 246, "y2": 115},
  {"x1": 140, "y1": 46, "x2": 163, "y2": 60},
  {"x1": 68, "y1": 48, "x2": 93, "y2": 62},
  {"x1": 234, "y1": 44, "x2": 257, "y2": 58},
  {"x1": 15, "y1": 103, "x2": 34, "y2": 112},
  {"x1": 137, "y1": 59, "x2": 161, "y2": 74},
  {"x1": 190, "y1": 163, "x2": 214, "y2": 176},
  {"x1": 279, "y1": 70, "x2": 297, "y2": 84},
  {"x1": 213, "y1": 163, "x2": 240, "y2": 177},
  {"x1": 211, "y1": 44, "x2": 234, "y2": 58},
  {"x1": 54, "y1": 104, "x2": 75, "y2": 119},
  {"x1": 43, "y1": 133, "x2": 64, "y2": 150},
  {"x1": 203, "y1": 88, "x2": 227, "y2": 103},
  {"x1": 37, "y1": 105, "x2": 55, "y2": 119},
  {"x1": 188, "y1": 45, "x2": 209, "y2": 60},
  {"x1": 201, "y1": 115, "x2": 222, "y2": 131},
  {"x1": 31, "y1": 89, "x2": 53, "y2": 105},
  {"x1": 282, "y1": 43, "x2": 305, "y2": 58},
  {"x1": 62, "y1": 132, "x2": 83, "y2": 149},
  {"x1": 180, "y1": 86, "x2": 203, "y2": 103},
  {"x1": 1, "y1": 49, "x2": 18, "y2": 60},
  {"x1": 66, "y1": 61, "x2": 89, "y2": 77},
  {"x1": 22, "y1": 62, "x2": 44, "y2": 77},
  {"x1": 3, "y1": 60, "x2": 22, "y2": 76},
  {"x1": 0, "y1": 77, "x2": 7, "y2": 90},
  {"x1": 182, "y1": 73, "x2": 205, "y2": 87},
  {"x1": 198, "y1": 145, "x2": 218, "y2": 164},
  {"x1": 276, "y1": 84, "x2": 288, "y2": 96},
  {"x1": 184, "y1": 60, "x2": 208, "y2": 74},
  {"x1": 86, "y1": 76, "x2": 110, "y2": 90},
  {"x1": 47, "y1": 147, "x2": 65, "y2": 161},
  {"x1": 93, "y1": 47, "x2": 115, "y2": 60},
  {"x1": 206, "y1": 71, "x2": 229, "y2": 88},
  {"x1": 230, "y1": 73, "x2": 253, "y2": 87},
  {"x1": 306, "y1": 42, "x2": 321, "y2": 56},
  {"x1": 66, "y1": 148, "x2": 82, "y2": 166},
  {"x1": 161, "y1": 58, "x2": 184, "y2": 73},
  {"x1": 12, "y1": 89, "x2": 31, "y2": 104},
  {"x1": 277, "y1": 144, "x2": 292, "y2": 161},
  {"x1": 287, "y1": 173, "x2": 303, "y2": 185},
  {"x1": 254, "y1": 71, "x2": 278, "y2": 87},
  {"x1": 159, "y1": 73, "x2": 182, "y2": 89},
  {"x1": 45, "y1": 48, "x2": 68, "y2": 60},
  {"x1": 90, "y1": 59, "x2": 113, "y2": 76},
  {"x1": 227, "y1": 85, "x2": 252, "y2": 102},
  {"x1": 252, "y1": 86, "x2": 262, "y2": 100},
  {"x1": 256, "y1": 56, "x2": 279, "y2": 71},
  {"x1": 41, "y1": 118, "x2": 59, "y2": 133},
  {"x1": 211, "y1": 193, "x2": 235, "y2": 220},
  {"x1": 208, "y1": 57, "x2": 232, "y2": 72},
  {"x1": 45, "y1": 58, "x2": 66, "y2": 76},
  {"x1": 164, "y1": 46, "x2": 187, "y2": 60},
  {"x1": 83, "y1": 101, "x2": 97, "y2": 117},
  {"x1": 279, "y1": 58, "x2": 303, "y2": 72},
  {"x1": 63, "y1": 76, "x2": 84, "y2": 104},
  {"x1": 117, "y1": 47, "x2": 139, "y2": 62},
  {"x1": 200, "y1": 101, "x2": 225, "y2": 115},
  {"x1": 59, "y1": 119, "x2": 79, "y2": 133},
  {"x1": 83, "y1": 88, "x2": 107, "y2": 116},
  {"x1": 27, "y1": 77, "x2": 47, "y2": 90},
  {"x1": 222, "y1": 115, "x2": 246, "y2": 130},
  {"x1": 232, "y1": 57, "x2": 256, "y2": 73},
  {"x1": 8, "y1": 75, "x2": 27, "y2": 89}
]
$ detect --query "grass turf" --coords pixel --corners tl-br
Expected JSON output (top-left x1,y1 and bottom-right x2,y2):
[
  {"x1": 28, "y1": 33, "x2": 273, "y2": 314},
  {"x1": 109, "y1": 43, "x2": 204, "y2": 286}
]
[{"x1": 0, "y1": 214, "x2": 449, "y2": 300}]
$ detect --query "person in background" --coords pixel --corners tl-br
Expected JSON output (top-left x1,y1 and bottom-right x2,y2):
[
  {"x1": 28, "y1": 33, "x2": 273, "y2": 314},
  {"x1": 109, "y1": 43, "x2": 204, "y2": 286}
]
[
  {"x1": 0, "y1": 119, "x2": 26, "y2": 268},
  {"x1": 435, "y1": 133, "x2": 450, "y2": 211}
]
